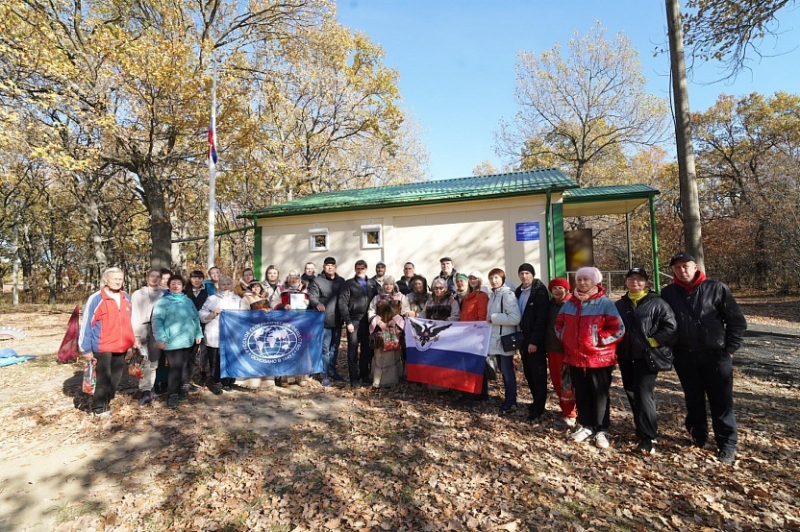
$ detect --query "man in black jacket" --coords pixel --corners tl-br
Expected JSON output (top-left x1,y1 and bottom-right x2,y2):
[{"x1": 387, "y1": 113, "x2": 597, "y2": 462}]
[
  {"x1": 308, "y1": 257, "x2": 346, "y2": 386},
  {"x1": 338, "y1": 260, "x2": 378, "y2": 387},
  {"x1": 661, "y1": 252, "x2": 747, "y2": 466},
  {"x1": 515, "y1": 263, "x2": 551, "y2": 422},
  {"x1": 185, "y1": 270, "x2": 210, "y2": 390}
]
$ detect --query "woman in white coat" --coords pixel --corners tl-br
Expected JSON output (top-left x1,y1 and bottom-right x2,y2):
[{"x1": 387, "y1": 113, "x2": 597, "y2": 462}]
[
  {"x1": 486, "y1": 268, "x2": 522, "y2": 415},
  {"x1": 199, "y1": 276, "x2": 242, "y2": 393}
]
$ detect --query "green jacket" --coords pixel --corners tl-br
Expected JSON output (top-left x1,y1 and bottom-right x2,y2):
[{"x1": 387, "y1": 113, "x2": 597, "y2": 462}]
[{"x1": 151, "y1": 292, "x2": 203, "y2": 350}]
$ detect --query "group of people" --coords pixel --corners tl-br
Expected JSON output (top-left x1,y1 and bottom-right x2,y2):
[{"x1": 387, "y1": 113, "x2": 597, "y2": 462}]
[{"x1": 78, "y1": 252, "x2": 745, "y2": 465}]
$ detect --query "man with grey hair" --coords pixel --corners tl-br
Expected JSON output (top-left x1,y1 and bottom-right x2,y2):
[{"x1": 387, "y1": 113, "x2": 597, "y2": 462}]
[{"x1": 79, "y1": 267, "x2": 136, "y2": 417}]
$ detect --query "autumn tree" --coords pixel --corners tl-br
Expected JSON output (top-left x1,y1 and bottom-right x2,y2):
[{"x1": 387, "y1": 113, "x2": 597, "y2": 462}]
[
  {"x1": 684, "y1": 0, "x2": 795, "y2": 75},
  {"x1": 692, "y1": 91, "x2": 800, "y2": 288},
  {"x1": 0, "y1": 0, "x2": 425, "y2": 283},
  {"x1": 497, "y1": 23, "x2": 668, "y2": 188}
]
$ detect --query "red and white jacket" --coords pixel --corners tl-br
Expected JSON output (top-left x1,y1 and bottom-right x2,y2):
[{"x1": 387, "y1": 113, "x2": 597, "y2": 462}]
[{"x1": 554, "y1": 285, "x2": 625, "y2": 368}]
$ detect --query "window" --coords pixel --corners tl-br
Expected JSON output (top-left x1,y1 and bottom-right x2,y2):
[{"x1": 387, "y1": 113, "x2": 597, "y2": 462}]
[
  {"x1": 308, "y1": 228, "x2": 329, "y2": 252},
  {"x1": 361, "y1": 224, "x2": 382, "y2": 249}
]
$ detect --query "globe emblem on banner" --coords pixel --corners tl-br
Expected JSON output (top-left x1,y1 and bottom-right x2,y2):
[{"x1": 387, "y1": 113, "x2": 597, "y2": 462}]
[{"x1": 242, "y1": 322, "x2": 303, "y2": 363}]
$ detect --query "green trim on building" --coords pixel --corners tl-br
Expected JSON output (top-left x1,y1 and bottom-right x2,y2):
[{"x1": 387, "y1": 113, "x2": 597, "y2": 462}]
[
  {"x1": 551, "y1": 203, "x2": 566, "y2": 278},
  {"x1": 243, "y1": 168, "x2": 579, "y2": 219}
]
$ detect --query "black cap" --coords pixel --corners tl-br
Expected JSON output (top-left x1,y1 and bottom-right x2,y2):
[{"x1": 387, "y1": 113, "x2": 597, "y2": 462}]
[
  {"x1": 626, "y1": 267, "x2": 649, "y2": 280},
  {"x1": 323, "y1": 256, "x2": 336, "y2": 265},
  {"x1": 669, "y1": 252, "x2": 697, "y2": 266}
]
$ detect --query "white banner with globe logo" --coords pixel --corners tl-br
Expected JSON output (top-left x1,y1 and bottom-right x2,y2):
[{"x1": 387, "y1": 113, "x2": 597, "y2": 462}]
[{"x1": 219, "y1": 310, "x2": 325, "y2": 378}]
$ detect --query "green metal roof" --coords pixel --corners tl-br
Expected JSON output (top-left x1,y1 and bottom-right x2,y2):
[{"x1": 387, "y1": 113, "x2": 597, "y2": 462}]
[
  {"x1": 562, "y1": 184, "x2": 660, "y2": 217},
  {"x1": 563, "y1": 184, "x2": 659, "y2": 203},
  {"x1": 244, "y1": 168, "x2": 578, "y2": 219}
]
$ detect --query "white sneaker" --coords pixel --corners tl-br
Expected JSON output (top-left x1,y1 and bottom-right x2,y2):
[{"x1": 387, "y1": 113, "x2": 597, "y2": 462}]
[
  {"x1": 570, "y1": 427, "x2": 594, "y2": 443},
  {"x1": 564, "y1": 417, "x2": 577, "y2": 428},
  {"x1": 594, "y1": 431, "x2": 610, "y2": 449}
]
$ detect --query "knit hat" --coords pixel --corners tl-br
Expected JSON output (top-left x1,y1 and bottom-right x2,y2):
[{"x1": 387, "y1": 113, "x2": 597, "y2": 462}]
[
  {"x1": 455, "y1": 273, "x2": 469, "y2": 282},
  {"x1": 575, "y1": 267, "x2": 603, "y2": 285},
  {"x1": 548, "y1": 278, "x2": 570, "y2": 291},
  {"x1": 518, "y1": 263, "x2": 536, "y2": 276}
]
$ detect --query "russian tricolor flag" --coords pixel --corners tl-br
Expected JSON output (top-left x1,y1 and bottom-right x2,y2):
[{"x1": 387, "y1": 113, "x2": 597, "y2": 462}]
[
  {"x1": 207, "y1": 119, "x2": 218, "y2": 166},
  {"x1": 405, "y1": 318, "x2": 492, "y2": 394}
]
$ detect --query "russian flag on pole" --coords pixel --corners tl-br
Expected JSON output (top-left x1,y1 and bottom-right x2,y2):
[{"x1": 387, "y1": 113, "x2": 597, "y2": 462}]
[
  {"x1": 404, "y1": 317, "x2": 492, "y2": 394},
  {"x1": 207, "y1": 119, "x2": 218, "y2": 166},
  {"x1": 219, "y1": 310, "x2": 324, "y2": 378}
]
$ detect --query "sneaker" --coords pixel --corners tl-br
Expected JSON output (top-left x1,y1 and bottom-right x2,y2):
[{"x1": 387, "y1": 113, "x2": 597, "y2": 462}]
[
  {"x1": 594, "y1": 431, "x2": 610, "y2": 449},
  {"x1": 167, "y1": 394, "x2": 179, "y2": 409},
  {"x1": 222, "y1": 384, "x2": 233, "y2": 392},
  {"x1": 138, "y1": 390, "x2": 154, "y2": 407},
  {"x1": 210, "y1": 385, "x2": 223, "y2": 396},
  {"x1": 297, "y1": 376, "x2": 310, "y2": 387},
  {"x1": 499, "y1": 403, "x2": 518, "y2": 415},
  {"x1": 189, "y1": 382, "x2": 203, "y2": 390},
  {"x1": 636, "y1": 439, "x2": 656, "y2": 455},
  {"x1": 350, "y1": 380, "x2": 361, "y2": 388},
  {"x1": 331, "y1": 373, "x2": 346, "y2": 382},
  {"x1": 570, "y1": 427, "x2": 594, "y2": 443},
  {"x1": 92, "y1": 409, "x2": 112, "y2": 419},
  {"x1": 564, "y1": 417, "x2": 577, "y2": 428},
  {"x1": 264, "y1": 378, "x2": 275, "y2": 387},
  {"x1": 719, "y1": 449, "x2": 736, "y2": 466},
  {"x1": 179, "y1": 386, "x2": 189, "y2": 401},
  {"x1": 321, "y1": 377, "x2": 331, "y2": 387}
]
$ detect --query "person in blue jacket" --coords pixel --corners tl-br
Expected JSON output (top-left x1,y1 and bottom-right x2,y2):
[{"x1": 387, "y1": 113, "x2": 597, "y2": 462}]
[{"x1": 151, "y1": 274, "x2": 204, "y2": 409}]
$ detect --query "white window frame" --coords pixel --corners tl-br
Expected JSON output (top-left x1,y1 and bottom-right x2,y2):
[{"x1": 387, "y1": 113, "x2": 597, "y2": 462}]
[
  {"x1": 360, "y1": 224, "x2": 382, "y2": 249},
  {"x1": 308, "y1": 228, "x2": 329, "y2": 252}
]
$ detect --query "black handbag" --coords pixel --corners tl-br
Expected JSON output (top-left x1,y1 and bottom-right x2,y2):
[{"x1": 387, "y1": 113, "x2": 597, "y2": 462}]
[
  {"x1": 644, "y1": 346, "x2": 674, "y2": 372},
  {"x1": 501, "y1": 331, "x2": 526, "y2": 352},
  {"x1": 499, "y1": 295, "x2": 525, "y2": 352}
]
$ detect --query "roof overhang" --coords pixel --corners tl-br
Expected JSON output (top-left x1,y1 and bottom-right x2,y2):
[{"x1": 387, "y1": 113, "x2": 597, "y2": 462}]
[{"x1": 562, "y1": 185, "x2": 659, "y2": 217}]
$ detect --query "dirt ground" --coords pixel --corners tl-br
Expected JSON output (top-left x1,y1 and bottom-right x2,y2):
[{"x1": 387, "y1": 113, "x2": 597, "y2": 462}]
[{"x1": 0, "y1": 295, "x2": 798, "y2": 532}]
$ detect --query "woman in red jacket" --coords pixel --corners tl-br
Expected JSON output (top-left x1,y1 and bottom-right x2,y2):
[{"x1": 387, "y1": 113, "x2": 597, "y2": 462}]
[{"x1": 555, "y1": 267, "x2": 625, "y2": 449}]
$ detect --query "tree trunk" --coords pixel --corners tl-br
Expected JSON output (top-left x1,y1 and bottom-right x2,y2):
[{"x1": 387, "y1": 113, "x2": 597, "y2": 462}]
[
  {"x1": 666, "y1": 0, "x2": 705, "y2": 270},
  {"x1": 139, "y1": 165, "x2": 173, "y2": 270},
  {"x1": 84, "y1": 195, "x2": 108, "y2": 272}
]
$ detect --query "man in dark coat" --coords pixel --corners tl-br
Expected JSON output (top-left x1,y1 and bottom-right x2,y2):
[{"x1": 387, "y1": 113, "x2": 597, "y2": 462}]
[
  {"x1": 308, "y1": 256, "x2": 346, "y2": 386},
  {"x1": 661, "y1": 252, "x2": 747, "y2": 466},
  {"x1": 515, "y1": 263, "x2": 551, "y2": 422},
  {"x1": 185, "y1": 270, "x2": 210, "y2": 389},
  {"x1": 338, "y1": 260, "x2": 378, "y2": 387}
]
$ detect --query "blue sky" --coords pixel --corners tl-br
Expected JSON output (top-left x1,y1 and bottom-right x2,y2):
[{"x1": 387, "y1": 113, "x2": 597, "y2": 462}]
[{"x1": 336, "y1": 0, "x2": 800, "y2": 180}]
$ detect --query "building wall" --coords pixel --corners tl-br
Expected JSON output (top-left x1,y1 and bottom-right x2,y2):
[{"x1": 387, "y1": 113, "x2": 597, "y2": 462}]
[{"x1": 256, "y1": 195, "x2": 557, "y2": 284}]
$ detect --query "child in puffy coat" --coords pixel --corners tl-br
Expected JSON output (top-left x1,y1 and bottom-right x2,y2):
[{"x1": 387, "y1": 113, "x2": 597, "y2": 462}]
[{"x1": 555, "y1": 267, "x2": 625, "y2": 449}]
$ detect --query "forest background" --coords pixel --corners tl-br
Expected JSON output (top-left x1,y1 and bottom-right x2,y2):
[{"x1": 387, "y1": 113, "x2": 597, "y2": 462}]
[{"x1": 1, "y1": 0, "x2": 799, "y2": 302}]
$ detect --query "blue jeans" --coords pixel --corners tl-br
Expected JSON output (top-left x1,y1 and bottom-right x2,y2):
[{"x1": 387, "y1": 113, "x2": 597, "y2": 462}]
[
  {"x1": 322, "y1": 326, "x2": 342, "y2": 376},
  {"x1": 499, "y1": 355, "x2": 517, "y2": 407}
]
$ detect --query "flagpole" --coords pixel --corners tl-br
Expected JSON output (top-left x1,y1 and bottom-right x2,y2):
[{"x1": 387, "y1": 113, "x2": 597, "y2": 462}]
[{"x1": 207, "y1": 57, "x2": 217, "y2": 270}]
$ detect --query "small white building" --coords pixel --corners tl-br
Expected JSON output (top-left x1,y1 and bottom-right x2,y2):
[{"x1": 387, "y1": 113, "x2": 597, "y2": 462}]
[{"x1": 244, "y1": 168, "x2": 660, "y2": 285}]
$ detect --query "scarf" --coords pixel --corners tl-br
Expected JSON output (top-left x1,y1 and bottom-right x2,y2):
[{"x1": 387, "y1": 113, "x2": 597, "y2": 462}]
[
  {"x1": 627, "y1": 290, "x2": 647, "y2": 307},
  {"x1": 573, "y1": 284, "x2": 599, "y2": 302},
  {"x1": 674, "y1": 270, "x2": 707, "y2": 294}
]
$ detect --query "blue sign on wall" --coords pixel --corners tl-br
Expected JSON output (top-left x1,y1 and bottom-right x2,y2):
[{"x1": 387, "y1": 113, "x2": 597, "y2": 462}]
[{"x1": 516, "y1": 221, "x2": 540, "y2": 241}]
